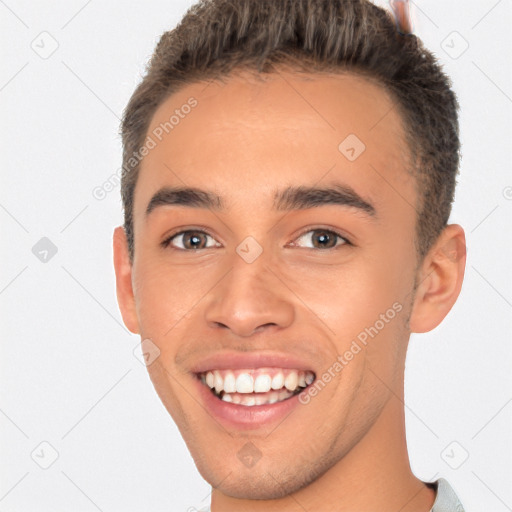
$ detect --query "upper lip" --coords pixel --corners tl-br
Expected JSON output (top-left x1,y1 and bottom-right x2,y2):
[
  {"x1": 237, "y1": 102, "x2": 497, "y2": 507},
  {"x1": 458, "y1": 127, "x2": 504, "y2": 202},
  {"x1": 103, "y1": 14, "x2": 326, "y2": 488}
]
[{"x1": 190, "y1": 351, "x2": 316, "y2": 374}]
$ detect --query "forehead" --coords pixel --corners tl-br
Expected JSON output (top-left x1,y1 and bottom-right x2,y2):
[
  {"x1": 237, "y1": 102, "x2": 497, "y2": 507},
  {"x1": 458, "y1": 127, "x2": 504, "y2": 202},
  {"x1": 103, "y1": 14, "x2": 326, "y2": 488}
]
[{"x1": 134, "y1": 69, "x2": 415, "y2": 219}]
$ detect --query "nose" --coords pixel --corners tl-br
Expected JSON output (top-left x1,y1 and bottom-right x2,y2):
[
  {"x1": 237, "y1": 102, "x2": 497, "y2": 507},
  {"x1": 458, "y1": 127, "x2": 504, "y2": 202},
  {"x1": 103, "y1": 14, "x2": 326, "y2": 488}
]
[{"x1": 204, "y1": 255, "x2": 295, "y2": 337}]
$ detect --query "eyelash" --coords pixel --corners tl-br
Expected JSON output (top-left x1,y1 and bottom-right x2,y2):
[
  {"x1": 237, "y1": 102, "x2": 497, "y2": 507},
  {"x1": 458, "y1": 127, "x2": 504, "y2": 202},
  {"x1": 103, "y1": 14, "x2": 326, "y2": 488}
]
[{"x1": 160, "y1": 226, "x2": 352, "y2": 251}]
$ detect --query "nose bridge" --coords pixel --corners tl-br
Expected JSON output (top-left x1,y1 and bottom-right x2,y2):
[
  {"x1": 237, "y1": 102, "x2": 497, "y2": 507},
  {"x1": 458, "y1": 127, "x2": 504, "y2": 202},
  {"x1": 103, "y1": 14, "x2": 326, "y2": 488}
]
[{"x1": 204, "y1": 243, "x2": 294, "y2": 336}]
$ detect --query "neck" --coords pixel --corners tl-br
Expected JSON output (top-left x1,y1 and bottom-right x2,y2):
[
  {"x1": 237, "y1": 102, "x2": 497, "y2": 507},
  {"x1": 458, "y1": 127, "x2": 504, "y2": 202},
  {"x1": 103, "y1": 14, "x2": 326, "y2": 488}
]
[{"x1": 211, "y1": 365, "x2": 436, "y2": 512}]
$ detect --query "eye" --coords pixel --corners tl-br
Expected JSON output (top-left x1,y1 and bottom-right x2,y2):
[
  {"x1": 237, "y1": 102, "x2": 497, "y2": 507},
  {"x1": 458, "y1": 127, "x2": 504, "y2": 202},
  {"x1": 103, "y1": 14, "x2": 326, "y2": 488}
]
[
  {"x1": 290, "y1": 228, "x2": 350, "y2": 250},
  {"x1": 161, "y1": 229, "x2": 221, "y2": 250}
]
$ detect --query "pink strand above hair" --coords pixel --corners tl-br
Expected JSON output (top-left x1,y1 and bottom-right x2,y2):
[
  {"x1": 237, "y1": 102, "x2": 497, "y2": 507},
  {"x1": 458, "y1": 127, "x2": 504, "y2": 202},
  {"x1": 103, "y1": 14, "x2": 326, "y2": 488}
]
[{"x1": 389, "y1": 0, "x2": 413, "y2": 35}]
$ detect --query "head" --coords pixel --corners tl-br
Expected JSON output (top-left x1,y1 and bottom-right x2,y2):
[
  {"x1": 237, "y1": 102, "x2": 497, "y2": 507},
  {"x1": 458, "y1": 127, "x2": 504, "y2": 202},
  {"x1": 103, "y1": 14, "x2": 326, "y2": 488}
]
[{"x1": 114, "y1": 0, "x2": 466, "y2": 503}]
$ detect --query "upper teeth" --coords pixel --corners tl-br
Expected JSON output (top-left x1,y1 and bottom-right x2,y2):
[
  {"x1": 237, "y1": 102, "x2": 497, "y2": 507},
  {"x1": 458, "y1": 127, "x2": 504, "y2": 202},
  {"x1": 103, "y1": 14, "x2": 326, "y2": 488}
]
[{"x1": 201, "y1": 368, "x2": 315, "y2": 394}]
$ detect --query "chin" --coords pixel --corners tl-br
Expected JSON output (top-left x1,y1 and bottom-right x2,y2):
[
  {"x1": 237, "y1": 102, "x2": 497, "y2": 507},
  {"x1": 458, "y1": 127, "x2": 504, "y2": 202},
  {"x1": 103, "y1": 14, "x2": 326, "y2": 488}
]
[{"x1": 195, "y1": 450, "x2": 339, "y2": 501}]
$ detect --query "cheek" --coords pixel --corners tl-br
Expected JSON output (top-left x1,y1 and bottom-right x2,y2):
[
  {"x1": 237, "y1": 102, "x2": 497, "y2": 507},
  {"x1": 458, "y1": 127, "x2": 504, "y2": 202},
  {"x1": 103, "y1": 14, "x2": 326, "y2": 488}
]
[
  {"x1": 280, "y1": 259, "x2": 401, "y2": 337},
  {"x1": 132, "y1": 261, "x2": 200, "y2": 338},
  {"x1": 279, "y1": 257, "x2": 410, "y2": 388}
]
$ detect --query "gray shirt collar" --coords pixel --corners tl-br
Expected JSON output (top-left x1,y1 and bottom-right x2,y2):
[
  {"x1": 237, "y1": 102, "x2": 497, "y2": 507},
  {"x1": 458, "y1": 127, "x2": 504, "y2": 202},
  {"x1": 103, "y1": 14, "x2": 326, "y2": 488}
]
[{"x1": 430, "y1": 478, "x2": 465, "y2": 512}]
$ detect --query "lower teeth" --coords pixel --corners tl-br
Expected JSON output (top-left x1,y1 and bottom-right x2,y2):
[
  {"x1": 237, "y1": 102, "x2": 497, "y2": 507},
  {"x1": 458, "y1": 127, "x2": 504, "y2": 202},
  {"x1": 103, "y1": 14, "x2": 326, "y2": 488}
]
[{"x1": 213, "y1": 387, "x2": 303, "y2": 406}]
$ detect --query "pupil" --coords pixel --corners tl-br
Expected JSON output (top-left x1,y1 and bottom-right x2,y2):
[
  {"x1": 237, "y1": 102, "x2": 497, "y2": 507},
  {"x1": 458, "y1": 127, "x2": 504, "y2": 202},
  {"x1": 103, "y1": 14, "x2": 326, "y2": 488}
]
[
  {"x1": 315, "y1": 231, "x2": 335, "y2": 248},
  {"x1": 186, "y1": 232, "x2": 204, "y2": 249}
]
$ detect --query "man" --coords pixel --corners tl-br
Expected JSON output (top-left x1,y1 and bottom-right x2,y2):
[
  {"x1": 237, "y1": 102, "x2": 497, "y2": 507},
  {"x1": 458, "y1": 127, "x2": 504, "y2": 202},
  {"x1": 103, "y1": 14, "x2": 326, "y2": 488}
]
[{"x1": 113, "y1": 0, "x2": 467, "y2": 510}]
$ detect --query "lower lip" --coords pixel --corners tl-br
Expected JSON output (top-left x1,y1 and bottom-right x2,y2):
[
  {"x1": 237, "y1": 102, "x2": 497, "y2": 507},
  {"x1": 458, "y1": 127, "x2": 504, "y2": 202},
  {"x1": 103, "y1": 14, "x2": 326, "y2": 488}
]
[{"x1": 193, "y1": 376, "x2": 307, "y2": 430}]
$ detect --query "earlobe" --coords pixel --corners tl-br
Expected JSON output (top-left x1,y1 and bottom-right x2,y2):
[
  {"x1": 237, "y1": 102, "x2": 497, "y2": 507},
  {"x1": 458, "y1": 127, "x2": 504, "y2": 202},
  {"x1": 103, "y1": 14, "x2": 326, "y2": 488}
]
[
  {"x1": 409, "y1": 224, "x2": 466, "y2": 333},
  {"x1": 113, "y1": 226, "x2": 140, "y2": 334}
]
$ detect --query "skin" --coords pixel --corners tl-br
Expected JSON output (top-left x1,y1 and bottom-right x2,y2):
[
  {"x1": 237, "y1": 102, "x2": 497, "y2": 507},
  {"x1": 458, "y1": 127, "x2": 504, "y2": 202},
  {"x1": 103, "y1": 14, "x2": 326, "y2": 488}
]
[{"x1": 113, "y1": 69, "x2": 466, "y2": 511}]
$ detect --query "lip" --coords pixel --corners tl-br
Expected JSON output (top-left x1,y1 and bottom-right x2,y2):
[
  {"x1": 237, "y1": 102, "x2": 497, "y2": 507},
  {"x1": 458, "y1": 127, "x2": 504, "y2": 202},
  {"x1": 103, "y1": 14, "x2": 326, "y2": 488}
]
[
  {"x1": 189, "y1": 350, "x2": 316, "y2": 374},
  {"x1": 193, "y1": 374, "x2": 309, "y2": 430}
]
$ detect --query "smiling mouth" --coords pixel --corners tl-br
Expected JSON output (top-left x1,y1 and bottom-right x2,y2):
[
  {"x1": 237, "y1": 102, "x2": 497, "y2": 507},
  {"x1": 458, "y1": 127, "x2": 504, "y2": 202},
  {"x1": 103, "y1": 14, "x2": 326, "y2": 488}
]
[{"x1": 197, "y1": 367, "x2": 316, "y2": 406}]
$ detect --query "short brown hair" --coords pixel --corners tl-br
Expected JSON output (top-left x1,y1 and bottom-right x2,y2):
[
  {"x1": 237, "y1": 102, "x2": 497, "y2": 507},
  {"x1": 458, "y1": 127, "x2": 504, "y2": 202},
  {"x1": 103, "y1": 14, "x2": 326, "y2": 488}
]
[{"x1": 120, "y1": 0, "x2": 460, "y2": 265}]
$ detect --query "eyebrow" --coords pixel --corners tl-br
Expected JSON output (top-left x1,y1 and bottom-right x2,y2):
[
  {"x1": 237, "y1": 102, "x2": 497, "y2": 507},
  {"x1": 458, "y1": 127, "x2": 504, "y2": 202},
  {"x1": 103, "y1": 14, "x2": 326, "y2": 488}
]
[
  {"x1": 274, "y1": 184, "x2": 376, "y2": 216},
  {"x1": 145, "y1": 183, "x2": 376, "y2": 218}
]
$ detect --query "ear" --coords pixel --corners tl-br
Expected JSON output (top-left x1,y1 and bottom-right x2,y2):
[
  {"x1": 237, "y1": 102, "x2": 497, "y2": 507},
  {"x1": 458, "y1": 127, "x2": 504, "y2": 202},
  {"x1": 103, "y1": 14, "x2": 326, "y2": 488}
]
[
  {"x1": 409, "y1": 224, "x2": 466, "y2": 333},
  {"x1": 113, "y1": 226, "x2": 140, "y2": 334}
]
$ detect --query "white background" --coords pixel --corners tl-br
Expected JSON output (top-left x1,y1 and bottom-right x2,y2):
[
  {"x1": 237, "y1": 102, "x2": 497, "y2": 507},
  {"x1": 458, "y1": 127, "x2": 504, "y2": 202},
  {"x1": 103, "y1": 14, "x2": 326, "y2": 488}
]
[{"x1": 1, "y1": 1, "x2": 511, "y2": 511}]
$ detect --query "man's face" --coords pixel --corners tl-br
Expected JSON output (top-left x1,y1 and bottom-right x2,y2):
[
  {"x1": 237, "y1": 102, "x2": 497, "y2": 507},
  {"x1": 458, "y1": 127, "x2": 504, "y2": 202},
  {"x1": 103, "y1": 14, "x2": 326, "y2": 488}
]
[{"x1": 127, "y1": 71, "x2": 420, "y2": 498}]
